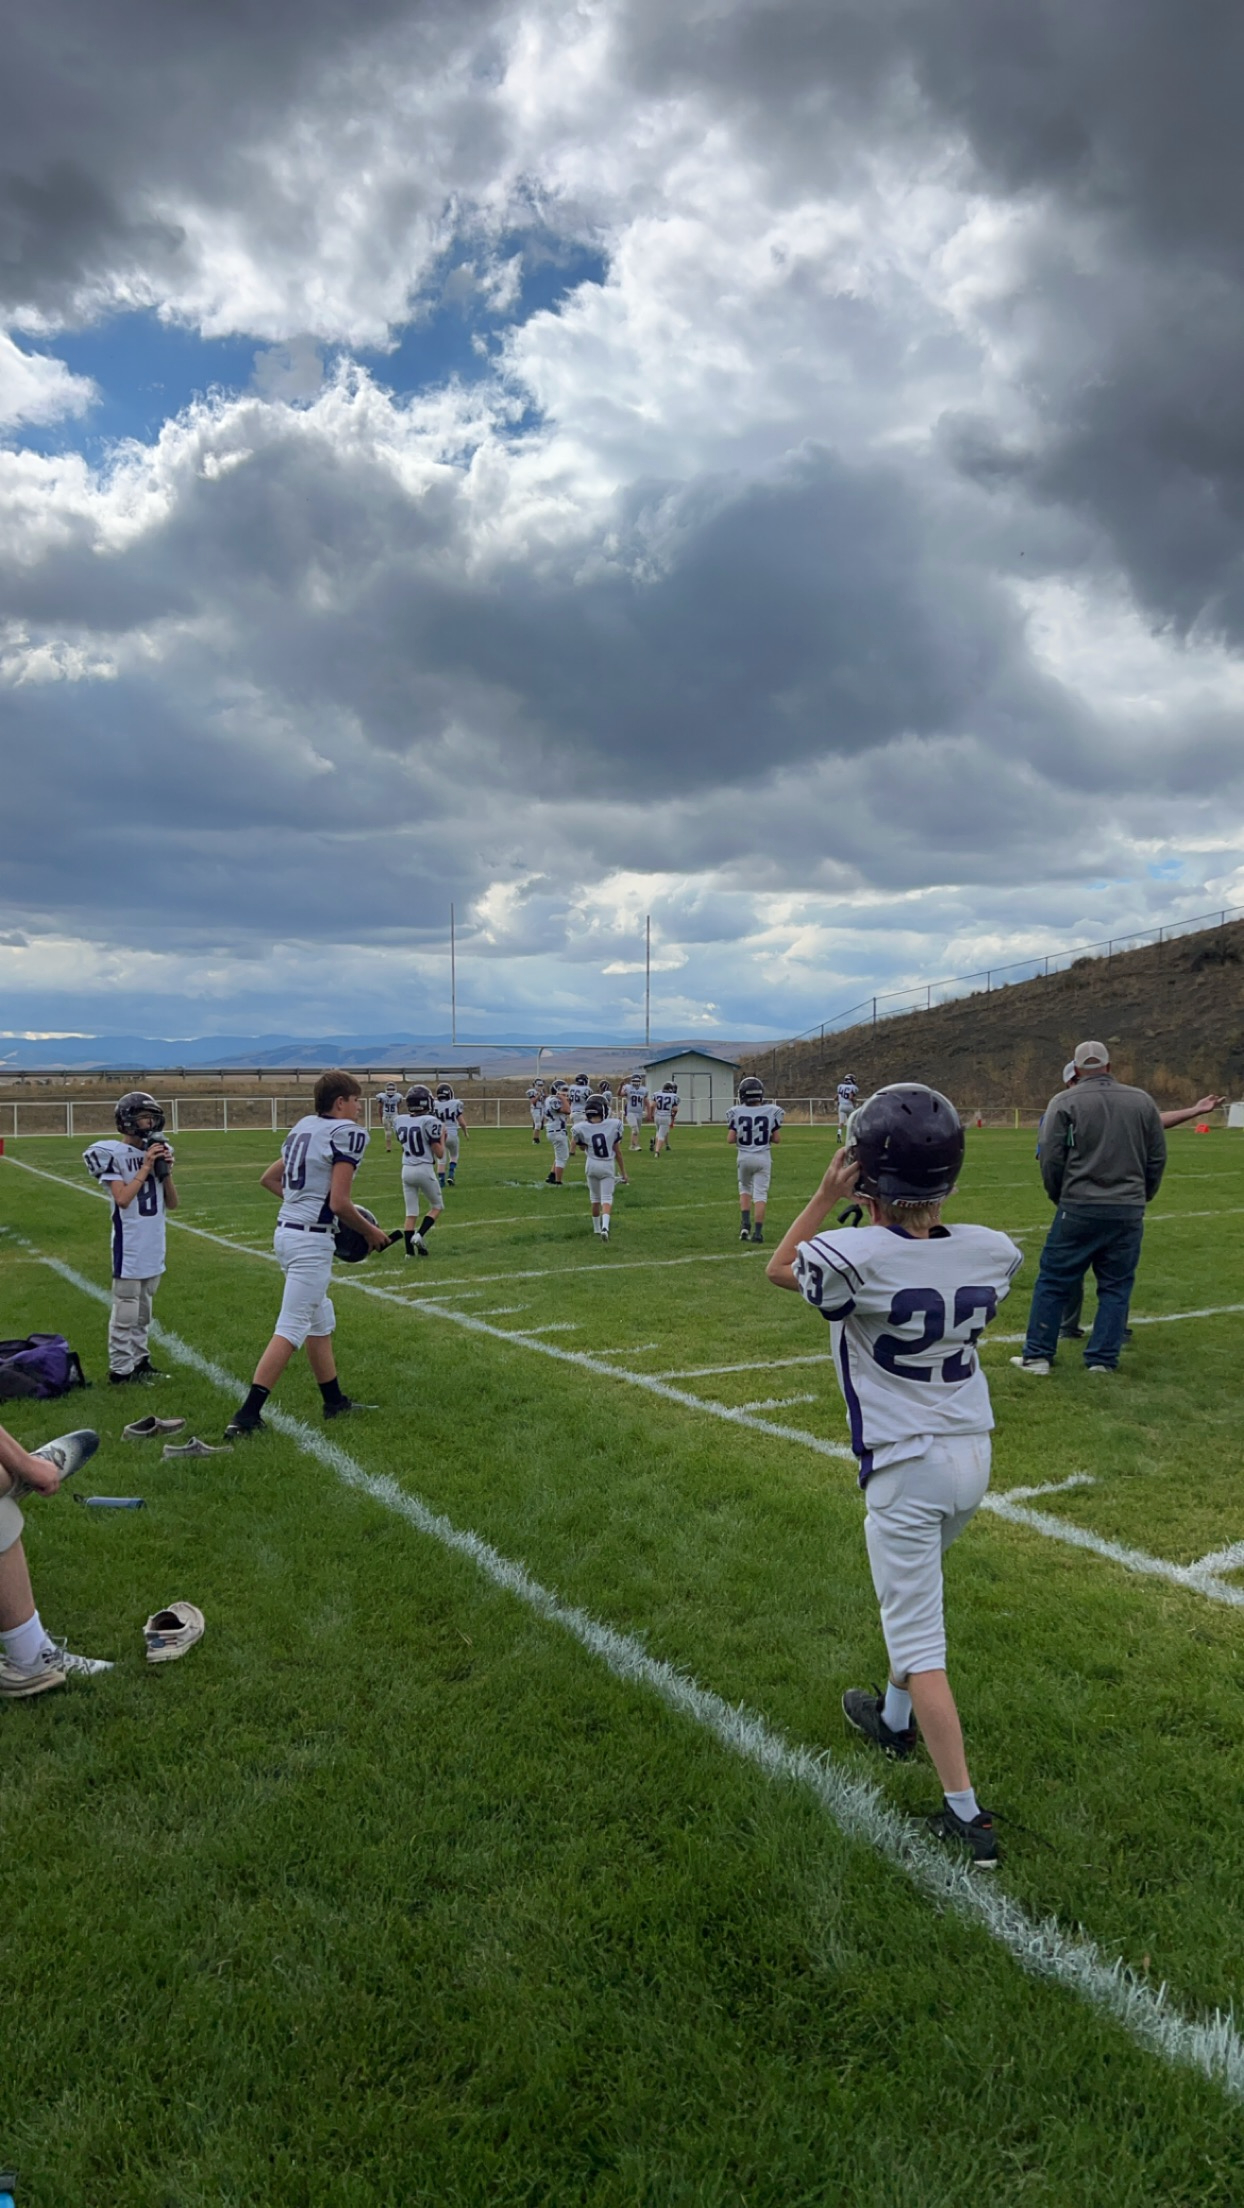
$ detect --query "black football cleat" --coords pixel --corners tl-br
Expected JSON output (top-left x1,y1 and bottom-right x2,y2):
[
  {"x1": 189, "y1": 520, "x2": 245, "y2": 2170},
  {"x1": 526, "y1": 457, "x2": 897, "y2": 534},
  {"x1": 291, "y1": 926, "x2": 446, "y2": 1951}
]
[
  {"x1": 927, "y1": 1801, "x2": 1001, "y2": 1868},
  {"x1": 842, "y1": 1686, "x2": 917, "y2": 1762}
]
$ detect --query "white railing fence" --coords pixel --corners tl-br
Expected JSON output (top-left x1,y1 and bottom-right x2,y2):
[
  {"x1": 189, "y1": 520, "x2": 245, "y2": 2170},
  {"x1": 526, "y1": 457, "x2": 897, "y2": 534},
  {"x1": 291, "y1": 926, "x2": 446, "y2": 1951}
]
[{"x1": 0, "y1": 1095, "x2": 1184, "y2": 1141}]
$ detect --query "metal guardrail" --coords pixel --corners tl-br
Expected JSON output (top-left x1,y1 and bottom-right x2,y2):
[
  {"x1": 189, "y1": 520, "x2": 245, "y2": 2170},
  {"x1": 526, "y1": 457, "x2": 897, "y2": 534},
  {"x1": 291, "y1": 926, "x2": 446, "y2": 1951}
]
[{"x1": 791, "y1": 904, "x2": 1244, "y2": 1045}]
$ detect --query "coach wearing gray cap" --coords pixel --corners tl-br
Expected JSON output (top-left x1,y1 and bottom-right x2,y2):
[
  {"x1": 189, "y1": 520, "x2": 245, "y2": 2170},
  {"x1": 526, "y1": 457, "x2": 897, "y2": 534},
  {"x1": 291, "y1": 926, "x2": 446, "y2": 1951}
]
[{"x1": 1013, "y1": 1041, "x2": 1166, "y2": 1376}]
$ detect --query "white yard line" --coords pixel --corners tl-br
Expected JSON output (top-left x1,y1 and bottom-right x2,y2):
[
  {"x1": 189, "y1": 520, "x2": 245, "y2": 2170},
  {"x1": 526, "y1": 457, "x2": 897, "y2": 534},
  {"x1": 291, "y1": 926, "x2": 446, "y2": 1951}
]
[
  {"x1": 17, "y1": 1233, "x2": 1244, "y2": 2109},
  {"x1": 589, "y1": 1343, "x2": 660, "y2": 1358},
  {"x1": 982, "y1": 1301, "x2": 1244, "y2": 1349},
  {"x1": 660, "y1": 1354, "x2": 832, "y2": 1380},
  {"x1": 737, "y1": 1394, "x2": 819, "y2": 1413}
]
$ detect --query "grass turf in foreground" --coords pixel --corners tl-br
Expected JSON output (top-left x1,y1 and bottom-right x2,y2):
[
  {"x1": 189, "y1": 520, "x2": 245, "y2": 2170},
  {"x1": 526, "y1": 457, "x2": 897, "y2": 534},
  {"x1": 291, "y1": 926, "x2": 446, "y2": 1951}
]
[{"x1": 2, "y1": 1128, "x2": 1244, "y2": 2201}]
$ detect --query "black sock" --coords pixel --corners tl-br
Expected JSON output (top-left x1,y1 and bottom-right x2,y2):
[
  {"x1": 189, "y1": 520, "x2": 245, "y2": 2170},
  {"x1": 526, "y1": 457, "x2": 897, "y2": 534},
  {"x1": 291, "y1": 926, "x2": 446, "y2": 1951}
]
[
  {"x1": 240, "y1": 1382, "x2": 270, "y2": 1420},
  {"x1": 319, "y1": 1376, "x2": 346, "y2": 1409},
  {"x1": 419, "y1": 1214, "x2": 438, "y2": 1236},
  {"x1": 403, "y1": 1230, "x2": 416, "y2": 1253}
]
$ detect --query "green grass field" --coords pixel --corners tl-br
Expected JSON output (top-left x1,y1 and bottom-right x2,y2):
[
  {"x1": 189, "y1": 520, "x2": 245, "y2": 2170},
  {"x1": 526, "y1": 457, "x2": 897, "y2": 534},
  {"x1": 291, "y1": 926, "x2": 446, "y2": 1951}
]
[{"x1": 4, "y1": 1122, "x2": 1244, "y2": 2206}]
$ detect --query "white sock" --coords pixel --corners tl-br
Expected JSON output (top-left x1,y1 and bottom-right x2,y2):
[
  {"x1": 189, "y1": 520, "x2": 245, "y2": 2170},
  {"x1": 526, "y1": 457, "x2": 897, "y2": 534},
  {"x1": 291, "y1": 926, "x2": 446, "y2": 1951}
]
[
  {"x1": 944, "y1": 1785, "x2": 980, "y2": 1825},
  {"x1": 882, "y1": 1682, "x2": 912, "y2": 1733},
  {"x1": 3, "y1": 1611, "x2": 50, "y2": 1669}
]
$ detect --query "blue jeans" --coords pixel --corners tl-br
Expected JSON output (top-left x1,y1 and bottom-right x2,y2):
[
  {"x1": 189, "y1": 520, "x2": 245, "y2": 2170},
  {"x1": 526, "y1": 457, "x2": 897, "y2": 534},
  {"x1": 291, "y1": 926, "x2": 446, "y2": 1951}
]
[{"x1": 1023, "y1": 1205, "x2": 1146, "y2": 1369}]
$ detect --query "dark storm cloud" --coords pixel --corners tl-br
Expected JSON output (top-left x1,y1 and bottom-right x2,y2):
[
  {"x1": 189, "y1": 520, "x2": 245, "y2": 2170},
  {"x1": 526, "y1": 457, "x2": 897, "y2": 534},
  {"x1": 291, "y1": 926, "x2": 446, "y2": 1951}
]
[{"x1": 0, "y1": 0, "x2": 500, "y2": 322}]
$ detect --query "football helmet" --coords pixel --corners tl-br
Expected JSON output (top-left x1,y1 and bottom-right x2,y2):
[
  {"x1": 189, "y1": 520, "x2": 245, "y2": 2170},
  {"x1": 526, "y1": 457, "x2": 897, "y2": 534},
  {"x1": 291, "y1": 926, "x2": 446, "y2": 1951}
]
[
  {"x1": 435, "y1": 1084, "x2": 454, "y2": 1101},
  {"x1": 406, "y1": 1084, "x2": 434, "y2": 1112},
  {"x1": 576, "y1": 1071, "x2": 590, "y2": 1084},
  {"x1": 585, "y1": 1094, "x2": 607, "y2": 1121},
  {"x1": 849, "y1": 1084, "x2": 963, "y2": 1204},
  {"x1": 737, "y1": 1077, "x2": 765, "y2": 1106},
  {"x1": 115, "y1": 1091, "x2": 165, "y2": 1140},
  {"x1": 333, "y1": 1205, "x2": 383, "y2": 1264}
]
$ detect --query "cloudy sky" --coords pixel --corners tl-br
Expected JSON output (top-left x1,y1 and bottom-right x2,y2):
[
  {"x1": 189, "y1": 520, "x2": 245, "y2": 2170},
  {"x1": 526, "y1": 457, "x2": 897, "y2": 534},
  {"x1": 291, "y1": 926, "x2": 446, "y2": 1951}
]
[{"x1": 3, "y1": 0, "x2": 1244, "y2": 1044}]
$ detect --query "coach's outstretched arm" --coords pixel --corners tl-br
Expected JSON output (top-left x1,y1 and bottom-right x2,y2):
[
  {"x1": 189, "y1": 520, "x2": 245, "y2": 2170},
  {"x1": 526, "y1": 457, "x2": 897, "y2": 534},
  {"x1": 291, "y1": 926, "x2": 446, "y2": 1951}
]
[{"x1": 766, "y1": 1149, "x2": 860, "y2": 1292}]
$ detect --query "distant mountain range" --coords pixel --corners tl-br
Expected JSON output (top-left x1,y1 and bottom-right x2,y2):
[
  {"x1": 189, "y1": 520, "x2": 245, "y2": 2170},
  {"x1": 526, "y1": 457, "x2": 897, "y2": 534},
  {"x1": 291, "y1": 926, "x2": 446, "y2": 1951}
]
[{"x1": 0, "y1": 1033, "x2": 751, "y2": 1076}]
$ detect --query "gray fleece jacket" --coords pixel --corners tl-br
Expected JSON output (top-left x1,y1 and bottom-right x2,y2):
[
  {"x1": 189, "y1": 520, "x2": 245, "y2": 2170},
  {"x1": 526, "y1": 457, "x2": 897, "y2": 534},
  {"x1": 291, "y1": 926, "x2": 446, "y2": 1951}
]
[{"x1": 1038, "y1": 1073, "x2": 1166, "y2": 1207}]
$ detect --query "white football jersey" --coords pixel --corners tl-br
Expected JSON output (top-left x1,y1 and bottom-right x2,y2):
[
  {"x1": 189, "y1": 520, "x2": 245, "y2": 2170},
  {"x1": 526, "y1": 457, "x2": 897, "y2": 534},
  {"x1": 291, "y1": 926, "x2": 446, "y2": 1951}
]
[
  {"x1": 395, "y1": 1113, "x2": 443, "y2": 1164},
  {"x1": 573, "y1": 1116, "x2": 623, "y2": 1165},
  {"x1": 277, "y1": 1113, "x2": 368, "y2": 1228},
  {"x1": 566, "y1": 1082, "x2": 591, "y2": 1116},
  {"x1": 653, "y1": 1087, "x2": 679, "y2": 1116},
  {"x1": 436, "y1": 1097, "x2": 465, "y2": 1126},
  {"x1": 526, "y1": 1085, "x2": 545, "y2": 1102},
  {"x1": 623, "y1": 1082, "x2": 647, "y2": 1114},
  {"x1": 378, "y1": 1088, "x2": 402, "y2": 1115},
  {"x1": 543, "y1": 1094, "x2": 570, "y2": 1133},
  {"x1": 794, "y1": 1221, "x2": 1023, "y2": 1483},
  {"x1": 837, "y1": 1082, "x2": 858, "y2": 1111},
  {"x1": 727, "y1": 1103, "x2": 785, "y2": 1149},
  {"x1": 83, "y1": 1137, "x2": 169, "y2": 1279}
]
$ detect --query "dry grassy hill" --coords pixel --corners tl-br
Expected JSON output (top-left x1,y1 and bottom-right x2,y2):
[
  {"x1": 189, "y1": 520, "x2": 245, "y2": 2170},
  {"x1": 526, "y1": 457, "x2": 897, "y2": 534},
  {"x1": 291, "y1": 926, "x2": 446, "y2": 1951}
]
[{"x1": 744, "y1": 918, "x2": 1244, "y2": 1113}]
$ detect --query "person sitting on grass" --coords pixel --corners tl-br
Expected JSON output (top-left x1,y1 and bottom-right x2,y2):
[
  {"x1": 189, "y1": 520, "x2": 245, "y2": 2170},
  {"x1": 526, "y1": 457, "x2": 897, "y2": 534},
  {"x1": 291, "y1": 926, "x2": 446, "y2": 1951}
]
[
  {"x1": 0, "y1": 1424, "x2": 112, "y2": 1698},
  {"x1": 225, "y1": 1070, "x2": 390, "y2": 1438},
  {"x1": 766, "y1": 1085, "x2": 1022, "y2": 1867}
]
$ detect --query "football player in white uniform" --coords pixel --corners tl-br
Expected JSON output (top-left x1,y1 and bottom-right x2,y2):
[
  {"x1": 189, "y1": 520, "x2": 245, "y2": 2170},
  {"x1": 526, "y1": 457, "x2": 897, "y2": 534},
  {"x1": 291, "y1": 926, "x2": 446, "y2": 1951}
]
[
  {"x1": 650, "y1": 1079, "x2": 679, "y2": 1156},
  {"x1": 543, "y1": 1083, "x2": 572, "y2": 1185},
  {"x1": 566, "y1": 1072, "x2": 592, "y2": 1123},
  {"x1": 836, "y1": 1074, "x2": 859, "y2": 1140},
  {"x1": 376, "y1": 1085, "x2": 404, "y2": 1152},
  {"x1": 767, "y1": 1084, "x2": 1022, "y2": 1867},
  {"x1": 727, "y1": 1077, "x2": 784, "y2": 1245},
  {"x1": 572, "y1": 1093, "x2": 624, "y2": 1238},
  {"x1": 622, "y1": 1075, "x2": 648, "y2": 1151},
  {"x1": 83, "y1": 1091, "x2": 180, "y2": 1384},
  {"x1": 396, "y1": 1086, "x2": 446, "y2": 1254},
  {"x1": 434, "y1": 1084, "x2": 468, "y2": 1188},
  {"x1": 226, "y1": 1070, "x2": 390, "y2": 1436},
  {"x1": 527, "y1": 1080, "x2": 547, "y2": 1143}
]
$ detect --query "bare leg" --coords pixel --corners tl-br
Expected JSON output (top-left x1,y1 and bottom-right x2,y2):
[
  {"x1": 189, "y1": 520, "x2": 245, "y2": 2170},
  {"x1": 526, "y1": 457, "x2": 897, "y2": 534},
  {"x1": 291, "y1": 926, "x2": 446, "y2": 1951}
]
[
  {"x1": 253, "y1": 1334, "x2": 298, "y2": 1390},
  {"x1": 0, "y1": 1538, "x2": 36, "y2": 1632},
  {"x1": 306, "y1": 1335, "x2": 337, "y2": 1384},
  {"x1": 905, "y1": 1668, "x2": 971, "y2": 1794}
]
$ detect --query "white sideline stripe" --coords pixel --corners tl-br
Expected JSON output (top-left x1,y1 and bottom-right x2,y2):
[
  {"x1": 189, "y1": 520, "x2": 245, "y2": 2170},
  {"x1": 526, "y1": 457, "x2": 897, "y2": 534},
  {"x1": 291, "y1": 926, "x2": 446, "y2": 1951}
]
[
  {"x1": 660, "y1": 1354, "x2": 832, "y2": 1380},
  {"x1": 0, "y1": 1160, "x2": 854, "y2": 1465},
  {"x1": 590, "y1": 1343, "x2": 660, "y2": 1358},
  {"x1": 475, "y1": 1305, "x2": 529, "y2": 1317},
  {"x1": 13, "y1": 1155, "x2": 1244, "y2": 1600},
  {"x1": 737, "y1": 1394, "x2": 819, "y2": 1413},
  {"x1": 510, "y1": 1322, "x2": 580, "y2": 1335},
  {"x1": 21, "y1": 1236, "x2": 1244, "y2": 2107}
]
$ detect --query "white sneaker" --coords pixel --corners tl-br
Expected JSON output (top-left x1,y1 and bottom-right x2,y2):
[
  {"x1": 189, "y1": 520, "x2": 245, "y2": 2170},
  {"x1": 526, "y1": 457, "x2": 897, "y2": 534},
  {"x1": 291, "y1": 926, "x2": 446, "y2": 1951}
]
[
  {"x1": 144, "y1": 1601, "x2": 206, "y2": 1664},
  {"x1": 1009, "y1": 1356, "x2": 1051, "y2": 1376},
  {"x1": 0, "y1": 1640, "x2": 111, "y2": 1696},
  {"x1": 0, "y1": 1650, "x2": 65, "y2": 1697},
  {"x1": 52, "y1": 1642, "x2": 114, "y2": 1677},
  {"x1": 6, "y1": 1428, "x2": 100, "y2": 1501}
]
